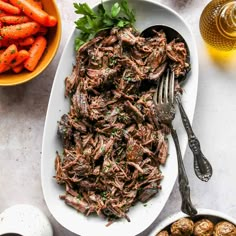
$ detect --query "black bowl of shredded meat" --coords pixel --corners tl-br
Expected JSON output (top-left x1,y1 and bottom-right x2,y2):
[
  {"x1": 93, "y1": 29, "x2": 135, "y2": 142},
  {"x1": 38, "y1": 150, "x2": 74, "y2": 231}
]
[{"x1": 54, "y1": 26, "x2": 190, "y2": 222}]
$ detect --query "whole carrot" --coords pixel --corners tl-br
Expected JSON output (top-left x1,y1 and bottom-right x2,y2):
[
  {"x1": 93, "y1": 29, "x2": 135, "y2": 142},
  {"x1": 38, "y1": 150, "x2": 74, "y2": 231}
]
[
  {"x1": 24, "y1": 35, "x2": 46, "y2": 71},
  {"x1": 0, "y1": 1, "x2": 20, "y2": 15},
  {"x1": 0, "y1": 15, "x2": 31, "y2": 24},
  {"x1": 0, "y1": 21, "x2": 40, "y2": 39},
  {"x1": 0, "y1": 43, "x2": 18, "y2": 72},
  {"x1": 9, "y1": 0, "x2": 57, "y2": 27}
]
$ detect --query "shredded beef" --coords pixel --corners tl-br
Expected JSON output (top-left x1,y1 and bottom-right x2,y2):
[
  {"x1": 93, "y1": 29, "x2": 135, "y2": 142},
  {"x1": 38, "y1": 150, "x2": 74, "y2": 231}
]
[{"x1": 55, "y1": 27, "x2": 189, "y2": 222}]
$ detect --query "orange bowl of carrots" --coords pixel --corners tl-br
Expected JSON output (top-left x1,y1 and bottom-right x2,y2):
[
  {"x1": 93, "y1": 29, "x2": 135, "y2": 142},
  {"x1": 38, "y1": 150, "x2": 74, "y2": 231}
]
[{"x1": 0, "y1": 0, "x2": 61, "y2": 86}]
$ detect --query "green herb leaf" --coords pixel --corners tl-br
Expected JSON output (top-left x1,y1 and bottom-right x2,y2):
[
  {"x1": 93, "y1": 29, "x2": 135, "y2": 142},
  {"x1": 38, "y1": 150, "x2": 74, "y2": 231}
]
[
  {"x1": 111, "y1": 3, "x2": 121, "y2": 18},
  {"x1": 73, "y1": 3, "x2": 96, "y2": 17},
  {"x1": 117, "y1": 20, "x2": 125, "y2": 27},
  {"x1": 97, "y1": 3, "x2": 106, "y2": 16},
  {"x1": 101, "y1": 13, "x2": 113, "y2": 26},
  {"x1": 120, "y1": 0, "x2": 136, "y2": 24},
  {"x1": 74, "y1": 16, "x2": 93, "y2": 33},
  {"x1": 74, "y1": 0, "x2": 136, "y2": 50},
  {"x1": 75, "y1": 37, "x2": 86, "y2": 51}
]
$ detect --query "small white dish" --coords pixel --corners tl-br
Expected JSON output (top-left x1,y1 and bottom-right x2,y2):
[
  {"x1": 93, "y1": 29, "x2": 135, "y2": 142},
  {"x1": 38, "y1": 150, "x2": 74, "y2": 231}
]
[
  {"x1": 149, "y1": 208, "x2": 236, "y2": 236},
  {"x1": 0, "y1": 204, "x2": 53, "y2": 236}
]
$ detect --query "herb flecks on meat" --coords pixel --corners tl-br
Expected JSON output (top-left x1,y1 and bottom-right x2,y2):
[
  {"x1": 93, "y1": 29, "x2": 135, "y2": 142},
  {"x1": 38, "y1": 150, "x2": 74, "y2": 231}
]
[{"x1": 55, "y1": 25, "x2": 189, "y2": 222}]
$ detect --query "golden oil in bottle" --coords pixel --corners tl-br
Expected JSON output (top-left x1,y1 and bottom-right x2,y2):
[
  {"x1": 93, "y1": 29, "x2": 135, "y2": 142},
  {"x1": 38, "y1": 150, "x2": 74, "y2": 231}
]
[{"x1": 199, "y1": 0, "x2": 236, "y2": 51}]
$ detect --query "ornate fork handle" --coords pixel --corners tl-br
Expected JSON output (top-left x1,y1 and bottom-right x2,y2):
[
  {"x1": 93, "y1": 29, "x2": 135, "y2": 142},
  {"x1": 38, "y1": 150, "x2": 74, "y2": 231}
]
[
  {"x1": 170, "y1": 125, "x2": 198, "y2": 216},
  {"x1": 175, "y1": 93, "x2": 213, "y2": 182}
]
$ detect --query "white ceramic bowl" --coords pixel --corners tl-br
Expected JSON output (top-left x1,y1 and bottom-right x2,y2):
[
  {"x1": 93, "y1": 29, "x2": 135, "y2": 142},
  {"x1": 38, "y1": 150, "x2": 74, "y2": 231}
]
[
  {"x1": 149, "y1": 208, "x2": 236, "y2": 236},
  {"x1": 0, "y1": 204, "x2": 53, "y2": 236}
]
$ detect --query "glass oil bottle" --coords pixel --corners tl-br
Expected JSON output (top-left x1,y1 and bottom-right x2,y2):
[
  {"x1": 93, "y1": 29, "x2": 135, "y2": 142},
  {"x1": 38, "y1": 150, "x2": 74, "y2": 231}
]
[{"x1": 199, "y1": 0, "x2": 236, "y2": 51}]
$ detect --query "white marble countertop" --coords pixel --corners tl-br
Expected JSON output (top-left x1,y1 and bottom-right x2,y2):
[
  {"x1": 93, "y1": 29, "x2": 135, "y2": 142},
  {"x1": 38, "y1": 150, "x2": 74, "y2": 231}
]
[{"x1": 1, "y1": 0, "x2": 236, "y2": 235}]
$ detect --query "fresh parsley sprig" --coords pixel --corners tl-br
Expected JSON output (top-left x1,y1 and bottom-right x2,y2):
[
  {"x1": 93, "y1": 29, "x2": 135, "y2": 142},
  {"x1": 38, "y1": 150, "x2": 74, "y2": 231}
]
[{"x1": 73, "y1": 0, "x2": 136, "y2": 50}]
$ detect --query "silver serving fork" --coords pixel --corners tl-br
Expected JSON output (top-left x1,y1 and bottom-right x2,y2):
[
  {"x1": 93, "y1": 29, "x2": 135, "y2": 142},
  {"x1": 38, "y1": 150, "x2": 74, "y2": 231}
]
[
  {"x1": 173, "y1": 74, "x2": 213, "y2": 182},
  {"x1": 153, "y1": 69, "x2": 197, "y2": 216}
]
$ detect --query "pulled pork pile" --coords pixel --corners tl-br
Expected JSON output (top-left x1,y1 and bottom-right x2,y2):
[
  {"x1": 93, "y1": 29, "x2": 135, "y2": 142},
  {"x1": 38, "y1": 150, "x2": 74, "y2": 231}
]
[{"x1": 55, "y1": 27, "x2": 189, "y2": 222}]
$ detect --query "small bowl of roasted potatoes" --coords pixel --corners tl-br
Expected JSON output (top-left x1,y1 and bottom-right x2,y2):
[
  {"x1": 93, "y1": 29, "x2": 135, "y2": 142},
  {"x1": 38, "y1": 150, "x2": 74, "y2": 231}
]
[{"x1": 150, "y1": 209, "x2": 236, "y2": 236}]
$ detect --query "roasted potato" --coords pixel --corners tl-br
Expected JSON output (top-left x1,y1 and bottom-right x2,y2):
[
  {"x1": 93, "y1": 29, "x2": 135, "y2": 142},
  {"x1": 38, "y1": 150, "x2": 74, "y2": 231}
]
[
  {"x1": 155, "y1": 217, "x2": 236, "y2": 236},
  {"x1": 171, "y1": 218, "x2": 194, "y2": 236},
  {"x1": 156, "y1": 230, "x2": 169, "y2": 236},
  {"x1": 213, "y1": 221, "x2": 236, "y2": 236},
  {"x1": 194, "y1": 219, "x2": 214, "y2": 236}
]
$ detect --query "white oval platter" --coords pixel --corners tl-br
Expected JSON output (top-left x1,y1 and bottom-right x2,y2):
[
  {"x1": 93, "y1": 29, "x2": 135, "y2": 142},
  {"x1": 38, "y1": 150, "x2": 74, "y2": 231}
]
[{"x1": 41, "y1": 0, "x2": 199, "y2": 235}]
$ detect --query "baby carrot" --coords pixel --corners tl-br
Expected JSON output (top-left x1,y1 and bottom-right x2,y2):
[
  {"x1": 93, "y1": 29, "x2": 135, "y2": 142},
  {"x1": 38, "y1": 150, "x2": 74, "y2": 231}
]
[
  {"x1": 10, "y1": 49, "x2": 29, "y2": 67},
  {"x1": 0, "y1": 36, "x2": 35, "y2": 48},
  {"x1": 0, "y1": 21, "x2": 40, "y2": 39},
  {"x1": 47, "y1": 15, "x2": 57, "y2": 27},
  {"x1": 0, "y1": 1, "x2": 20, "y2": 15},
  {"x1": 0, "y1": 10, "x2": 8, "y2": 17},
  {"x1": 37, "y1": 25, "x2": 48, "y2": 35},
  {"x1": 9, "y1": 0, "x2": 57, "y2": 27},
  {"x1": 18, "y1": 36, "x2": 34, "y2": 46},
  {"x1": 12, "y1": 63, "x2": 23, "y2": 73},
  {"x1": 27, "y1": 0, "x2": 42, "y2": 9},
  {"x1": 24, "y1": 35, "x2": 46, "y2": 71},
  {"x1": 0, "y1": 15, "x2": 31, "y2": 24},
  {"x1": 0, "y1": 37, "x2": 11, "y2": 47},
  {"x1": 0, "y1": 44, "x2": 18, "y2": 72},
  {"x1": 0, "y1": 49, "x2": 10, "y2": 72},
  {"x1": 0, "y1": 64, "x2": 10, "y2": 72}
]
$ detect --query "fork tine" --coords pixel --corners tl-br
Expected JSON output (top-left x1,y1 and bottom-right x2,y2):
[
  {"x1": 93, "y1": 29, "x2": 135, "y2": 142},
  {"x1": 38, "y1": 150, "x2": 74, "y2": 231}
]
[
  {"x1": 164, "y1": 70, "x2": 169, "y2": 103},
  {"x1": 153, "y1": 84, "x2": 158, "y2": 106},
  {"x1": 158, "y1": 75, "x2": 164, "y2": 104},
  {"x1": 169, "y1": 70, "x2": 175, "y2": 103}
]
